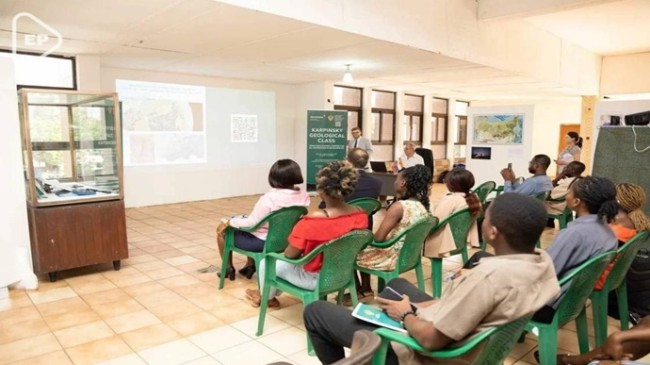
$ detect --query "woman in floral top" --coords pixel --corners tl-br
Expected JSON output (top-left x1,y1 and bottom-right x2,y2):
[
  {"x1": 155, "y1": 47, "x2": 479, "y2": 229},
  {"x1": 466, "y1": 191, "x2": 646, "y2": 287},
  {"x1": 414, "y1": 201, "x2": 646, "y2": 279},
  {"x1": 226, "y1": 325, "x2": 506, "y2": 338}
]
[{"x1": 355, "y1": 165, "x2": 433, "y2": 296}]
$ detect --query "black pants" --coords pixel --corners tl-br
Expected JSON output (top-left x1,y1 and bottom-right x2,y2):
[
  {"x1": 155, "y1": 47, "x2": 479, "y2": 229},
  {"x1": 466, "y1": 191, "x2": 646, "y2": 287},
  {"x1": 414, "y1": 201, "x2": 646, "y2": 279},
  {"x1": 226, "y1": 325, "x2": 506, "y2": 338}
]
[{"x1": 303, "y1": 278, "x2": 433, "y2": 364}]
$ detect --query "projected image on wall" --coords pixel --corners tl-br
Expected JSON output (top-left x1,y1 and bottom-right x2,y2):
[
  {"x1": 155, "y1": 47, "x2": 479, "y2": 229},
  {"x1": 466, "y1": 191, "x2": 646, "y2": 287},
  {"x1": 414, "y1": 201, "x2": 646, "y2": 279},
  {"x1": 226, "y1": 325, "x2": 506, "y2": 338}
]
[{"x1": 117, "y1": 80, "x2": 206, "y2": 165}]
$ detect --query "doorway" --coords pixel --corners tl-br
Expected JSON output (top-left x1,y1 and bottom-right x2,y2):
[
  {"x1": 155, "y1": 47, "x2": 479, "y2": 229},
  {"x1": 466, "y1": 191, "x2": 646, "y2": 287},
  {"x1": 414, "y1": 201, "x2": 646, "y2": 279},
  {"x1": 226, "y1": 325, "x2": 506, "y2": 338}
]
[{"x1": 557, "y1": 124, "x2": 581, "y2": 175}]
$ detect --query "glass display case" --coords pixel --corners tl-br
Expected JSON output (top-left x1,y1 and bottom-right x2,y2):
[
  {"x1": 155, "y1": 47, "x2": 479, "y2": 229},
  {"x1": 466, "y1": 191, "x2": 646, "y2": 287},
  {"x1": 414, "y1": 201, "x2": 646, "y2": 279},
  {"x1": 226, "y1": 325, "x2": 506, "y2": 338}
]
[
  {"x1": 18, "y1": 89, "x2": 123, "y2": 207},
  {"x1": 18, "y1": 89, "x2": 127, "y2": 281}
]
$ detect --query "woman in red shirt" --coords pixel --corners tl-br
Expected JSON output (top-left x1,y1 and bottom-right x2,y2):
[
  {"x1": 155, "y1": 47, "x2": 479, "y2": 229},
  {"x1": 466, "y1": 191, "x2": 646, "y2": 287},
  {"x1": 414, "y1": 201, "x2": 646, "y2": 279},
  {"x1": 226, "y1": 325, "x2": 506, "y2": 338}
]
[{"x1": 245, "y1": 160, "x2": 368, "y2": 308}]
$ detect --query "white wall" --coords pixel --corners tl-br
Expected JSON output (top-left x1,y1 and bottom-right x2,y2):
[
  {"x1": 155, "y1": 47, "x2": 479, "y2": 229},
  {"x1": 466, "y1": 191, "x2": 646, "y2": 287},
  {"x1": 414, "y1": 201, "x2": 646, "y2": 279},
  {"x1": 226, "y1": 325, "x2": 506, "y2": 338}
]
[
  {"x1": 592, "y1": 99, "x2": 650, "y2": 163},
  {"x1": 471, "y1": 99, "x2": 582, "y2": 177},
  {"x1": 601, "y1": 52, "x2": 650, "y2": 96},
  {"x1": 100, "y1": 67, "x2": 298, "y2": 207},
  {"x1": 0, "y1": 57, "x2": 32, "y2": 292},
  {"x1": 465, "y1": 105, "x2": 535, "y2": 185}
]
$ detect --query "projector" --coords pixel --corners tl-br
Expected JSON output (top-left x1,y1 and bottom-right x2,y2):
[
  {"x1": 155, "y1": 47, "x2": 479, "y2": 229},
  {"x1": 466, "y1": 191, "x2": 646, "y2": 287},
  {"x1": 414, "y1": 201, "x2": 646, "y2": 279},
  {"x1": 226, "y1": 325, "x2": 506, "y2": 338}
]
[{"x1": 625, "y1": 110, "x2": 650, "y2": 126}]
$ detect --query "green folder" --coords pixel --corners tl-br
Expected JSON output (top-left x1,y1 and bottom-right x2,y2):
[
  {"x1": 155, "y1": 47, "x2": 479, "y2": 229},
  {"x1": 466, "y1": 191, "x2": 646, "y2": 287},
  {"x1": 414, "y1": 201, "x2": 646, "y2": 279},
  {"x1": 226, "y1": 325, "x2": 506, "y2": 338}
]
[{"x1": 351, "y1": 303, "x2": 408, "y2": 334}]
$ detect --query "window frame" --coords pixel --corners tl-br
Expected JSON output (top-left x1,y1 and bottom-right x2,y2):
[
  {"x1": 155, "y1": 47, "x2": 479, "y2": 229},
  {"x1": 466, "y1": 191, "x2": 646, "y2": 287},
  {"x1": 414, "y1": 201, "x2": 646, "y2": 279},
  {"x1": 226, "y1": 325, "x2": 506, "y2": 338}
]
[
  {"x1": 333, "y1": 85, "x2": 362, "y2": 138},
  {"x1": 403, "y1": 93, "x2": 424, "y2": 145},
  {"x1": 371, "y1": 89, "x2": 396, "y2": 146},
  {"x1": 430, "y1": 97, "x2": 448, "y2": 145},
  {"x1": 0, "y1": 49, "x2": 77, "y2": 90},
  {"x1": 454, "y1": 100, "x2": 470, "y2": 146}
]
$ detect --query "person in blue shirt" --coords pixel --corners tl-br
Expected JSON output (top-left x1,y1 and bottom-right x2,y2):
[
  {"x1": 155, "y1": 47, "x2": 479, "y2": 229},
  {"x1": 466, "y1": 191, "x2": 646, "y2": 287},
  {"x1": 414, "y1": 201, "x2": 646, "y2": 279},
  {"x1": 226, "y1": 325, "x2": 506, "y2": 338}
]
[{"x1": 500, "y1": 154, "x2": 553, "y2": 196}]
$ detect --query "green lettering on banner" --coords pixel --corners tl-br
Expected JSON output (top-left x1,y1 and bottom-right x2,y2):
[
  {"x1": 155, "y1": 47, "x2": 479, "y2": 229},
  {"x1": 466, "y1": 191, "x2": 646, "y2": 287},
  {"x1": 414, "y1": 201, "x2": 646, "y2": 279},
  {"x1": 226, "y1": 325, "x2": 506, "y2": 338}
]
[{"x1": 306, "y1": 110, "x2": 347, "y2": 184}]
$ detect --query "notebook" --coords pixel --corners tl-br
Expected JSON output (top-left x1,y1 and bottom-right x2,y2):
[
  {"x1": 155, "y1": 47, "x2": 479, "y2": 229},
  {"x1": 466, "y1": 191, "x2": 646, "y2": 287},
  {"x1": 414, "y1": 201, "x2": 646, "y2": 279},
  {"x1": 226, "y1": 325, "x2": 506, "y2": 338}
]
[
  {"x1": 351, "y1": 303, "x2": 407, "y2": 333},
  {"x1": 370, "y1": 161, "x2": 389, "y2": 173}
]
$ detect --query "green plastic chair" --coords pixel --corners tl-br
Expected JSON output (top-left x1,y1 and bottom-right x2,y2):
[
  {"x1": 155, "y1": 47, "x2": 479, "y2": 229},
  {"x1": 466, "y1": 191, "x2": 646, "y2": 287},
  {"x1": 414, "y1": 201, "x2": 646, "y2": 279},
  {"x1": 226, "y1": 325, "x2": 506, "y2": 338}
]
[
  {"x1": 472, "y1": 181, "x2": 496, "y2": 204},
  {"x1": 371, "y1": 316, "x2": 531, "y2": 365},
  {"x1": 546, "y1": 194, "x2": 574, "y2": 230},
  {"x1": 348, "y1": 197, "x2": 382, "y2": 216},
  {"x1": 590, "y1": 231, "x2": 650, "y2": 346},
  {"x1": 427, "y1": 209, "x2": 474, "y2": 298},
  {"x1": 534, "y1": 191, "x2": 550, "y2": 202},
  {"x1": 218, "y1": 206, "x2": 308, "y2": 289},
  {"x1": 256, "y1": 229, "x2": 374, "y2": 351},
  {"x1": 525, "y1": 251, "x2": 617, "y2": 365},
  {"x1": 355, "y1": 215, "x2": 438, "y2": 293}
]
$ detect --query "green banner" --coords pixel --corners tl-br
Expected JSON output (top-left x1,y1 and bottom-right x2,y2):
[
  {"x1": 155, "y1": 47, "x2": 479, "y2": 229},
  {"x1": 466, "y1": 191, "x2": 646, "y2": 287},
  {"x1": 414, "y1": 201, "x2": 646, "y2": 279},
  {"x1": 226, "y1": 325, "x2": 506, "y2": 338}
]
[{"x1": 306, "y1": 110, "x2": 348, "y2": 184}]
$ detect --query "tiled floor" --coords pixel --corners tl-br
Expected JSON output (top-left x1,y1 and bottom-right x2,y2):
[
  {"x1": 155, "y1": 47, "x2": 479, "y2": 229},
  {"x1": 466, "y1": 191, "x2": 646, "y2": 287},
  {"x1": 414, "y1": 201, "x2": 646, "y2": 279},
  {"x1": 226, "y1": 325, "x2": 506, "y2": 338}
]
[{"x1": 0, "y1": 185, "x2": 644, "y2": 365}]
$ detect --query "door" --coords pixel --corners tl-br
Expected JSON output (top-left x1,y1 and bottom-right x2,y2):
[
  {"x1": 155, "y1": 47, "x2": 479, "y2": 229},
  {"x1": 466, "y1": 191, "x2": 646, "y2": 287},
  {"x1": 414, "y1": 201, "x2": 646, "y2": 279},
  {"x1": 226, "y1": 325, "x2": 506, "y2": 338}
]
[{"x1": 557, "y1": 124, "x2": 581, "y2": 175}]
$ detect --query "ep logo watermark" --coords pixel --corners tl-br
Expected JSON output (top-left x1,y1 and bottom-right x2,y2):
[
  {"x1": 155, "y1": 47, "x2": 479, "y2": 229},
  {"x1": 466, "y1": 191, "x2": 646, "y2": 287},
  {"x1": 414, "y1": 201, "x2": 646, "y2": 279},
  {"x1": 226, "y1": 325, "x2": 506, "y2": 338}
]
[{"x1": 11, "y1": 12, "x2": 62, "y2": 56}]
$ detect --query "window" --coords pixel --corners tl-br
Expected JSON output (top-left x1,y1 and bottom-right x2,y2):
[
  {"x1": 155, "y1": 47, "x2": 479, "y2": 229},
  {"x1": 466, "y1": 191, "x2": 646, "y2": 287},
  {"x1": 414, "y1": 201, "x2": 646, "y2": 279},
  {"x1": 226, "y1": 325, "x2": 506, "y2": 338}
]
[
  {"x1": 1, "y1": 50, "x2": 76, "y2": 89},
  {"x1": 371, "y1": 90, "x2": 395, "y2": 145},
  {"x1": 431, "y1": 97, "x2": 448, "y2": 145},
  {"x1": 454, "y1": 101, "x2": 469, "y2": 145},
  {"x1": 333, "y1": 85, "x2": 362, "y2": 140},
  {"x1": 403, "y1": 94, "x2": 423, "y2": 145}
]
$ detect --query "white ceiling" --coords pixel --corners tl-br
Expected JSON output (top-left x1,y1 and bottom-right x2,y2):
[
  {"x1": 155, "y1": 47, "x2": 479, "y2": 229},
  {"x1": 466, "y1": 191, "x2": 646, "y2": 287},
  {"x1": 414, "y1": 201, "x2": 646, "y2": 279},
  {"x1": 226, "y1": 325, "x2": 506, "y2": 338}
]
[
  {"x1": 0, "y1": 0, "x2": 648, "y2": 99},
  {"x1": 525, "y1": 0, "x2": 650, "y2": 55}
]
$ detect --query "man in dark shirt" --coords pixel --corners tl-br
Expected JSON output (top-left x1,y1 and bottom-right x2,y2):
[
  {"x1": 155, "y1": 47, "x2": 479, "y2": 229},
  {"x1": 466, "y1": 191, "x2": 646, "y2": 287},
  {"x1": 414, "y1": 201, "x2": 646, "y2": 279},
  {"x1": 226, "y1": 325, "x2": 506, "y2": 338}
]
[{"x1": 319, "y1": 148, "x2": 382, "y2": 228}]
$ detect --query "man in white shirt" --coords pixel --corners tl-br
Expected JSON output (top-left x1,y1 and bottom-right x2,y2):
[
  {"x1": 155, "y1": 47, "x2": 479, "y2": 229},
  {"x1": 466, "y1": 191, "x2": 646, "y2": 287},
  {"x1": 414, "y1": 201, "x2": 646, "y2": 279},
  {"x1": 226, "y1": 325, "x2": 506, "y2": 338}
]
[
  {"x1": 347, "y1": 127, "x2": 373, "y2": 155},
  {"x1": 397, "y1": 142, "x2": 424, "y2": 171}
]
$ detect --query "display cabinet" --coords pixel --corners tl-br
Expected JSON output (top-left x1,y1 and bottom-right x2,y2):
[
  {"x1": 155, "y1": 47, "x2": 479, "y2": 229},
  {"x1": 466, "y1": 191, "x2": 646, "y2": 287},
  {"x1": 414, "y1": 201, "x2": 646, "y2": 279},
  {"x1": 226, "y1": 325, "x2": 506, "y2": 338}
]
[{"x1": 18, "y1": 89, "x2": 128, "y2": 281}]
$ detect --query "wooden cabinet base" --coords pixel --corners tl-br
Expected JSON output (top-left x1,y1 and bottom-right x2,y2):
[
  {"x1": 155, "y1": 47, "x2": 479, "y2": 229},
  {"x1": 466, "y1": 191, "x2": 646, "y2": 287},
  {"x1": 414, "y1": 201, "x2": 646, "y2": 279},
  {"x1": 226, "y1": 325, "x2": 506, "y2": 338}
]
[{"x1": 27, "y1": 200, "x2": 128, "y2": 280}]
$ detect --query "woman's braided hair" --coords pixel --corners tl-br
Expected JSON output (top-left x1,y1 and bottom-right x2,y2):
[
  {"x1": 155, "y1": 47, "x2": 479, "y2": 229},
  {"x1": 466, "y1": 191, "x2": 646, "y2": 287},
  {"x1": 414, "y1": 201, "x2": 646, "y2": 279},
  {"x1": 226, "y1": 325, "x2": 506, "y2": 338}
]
[
  {"x1": 616, "y1": 183, "x2": 650, "y2": 231},
  {"x1": 316, "y1": 160, "x2": 358, "y2": 200},
  {"x1": 399, "y1": 165, "x2": 432, "y2": 210}
]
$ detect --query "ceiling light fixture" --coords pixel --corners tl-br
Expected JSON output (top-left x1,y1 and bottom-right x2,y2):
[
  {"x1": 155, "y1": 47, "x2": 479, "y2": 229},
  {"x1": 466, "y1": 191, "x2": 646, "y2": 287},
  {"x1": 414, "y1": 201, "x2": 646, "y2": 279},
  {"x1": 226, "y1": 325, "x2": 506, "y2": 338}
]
[{"x1": 342, "y1": 64, "x2": 353, "y2": 83}]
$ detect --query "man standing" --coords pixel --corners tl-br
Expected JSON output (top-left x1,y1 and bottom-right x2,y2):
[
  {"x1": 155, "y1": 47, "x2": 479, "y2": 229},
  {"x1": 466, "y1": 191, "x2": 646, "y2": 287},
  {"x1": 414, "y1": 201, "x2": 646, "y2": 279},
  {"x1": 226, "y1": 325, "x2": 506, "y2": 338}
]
[
  {"x1": 347, "y1": 127, "x2": 373, "y2": 155},
  {"x1": 397, "y1": 142, "x2": 424, "y2": 171},
  {"x1": 500, "y1": 154, "x2": 553, "y2": 196}
]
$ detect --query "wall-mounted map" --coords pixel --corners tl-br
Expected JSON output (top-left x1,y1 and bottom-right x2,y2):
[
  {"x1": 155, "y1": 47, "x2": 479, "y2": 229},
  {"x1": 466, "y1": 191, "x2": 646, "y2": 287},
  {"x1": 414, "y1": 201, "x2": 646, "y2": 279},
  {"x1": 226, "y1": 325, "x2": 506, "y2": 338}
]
[{"x1": 472, "y1": 114, "x2": 524, "y2": 144}]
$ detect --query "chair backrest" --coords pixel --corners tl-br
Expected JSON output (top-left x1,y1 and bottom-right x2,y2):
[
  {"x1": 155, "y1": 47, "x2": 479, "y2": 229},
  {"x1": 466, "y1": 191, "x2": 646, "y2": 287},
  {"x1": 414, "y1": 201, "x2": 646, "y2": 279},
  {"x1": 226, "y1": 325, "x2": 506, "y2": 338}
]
[
  {"x1": 395, "y1": 215, "x2": 438, "y2": 272},
  {"x1": 318, "y1": 230, "x2": 374, "y2": 293},
  {"x1": 604, "y1": 231, "x2": 650, "y2": 292},
  {"x1": 336, "y1": 330, "x2": 381, "y2": 365},
  {"x1": 262, "y1": 206, "x2": 309, "y2": 253},
  {"x1": 414, "y1": 148, "x2": 434, "y2": 175},
  {"x1": 471, "y1": 316, "x2": 531, "y2": 365},
  {"x1": 555, "y1": 251, "x2": 617, "y2": 326},
  {"x1": 430, "y1": 208, "x2": 474, "y2": 256},
  {"x1": 534, "y1": 191, "x2": 550, "y2": 202},
  {"x1": 473, "y1": 181, "x2": 496, "y2": 204},
  {"x1": 349, "y1": 198, "x2": 382, "y2": 216}
]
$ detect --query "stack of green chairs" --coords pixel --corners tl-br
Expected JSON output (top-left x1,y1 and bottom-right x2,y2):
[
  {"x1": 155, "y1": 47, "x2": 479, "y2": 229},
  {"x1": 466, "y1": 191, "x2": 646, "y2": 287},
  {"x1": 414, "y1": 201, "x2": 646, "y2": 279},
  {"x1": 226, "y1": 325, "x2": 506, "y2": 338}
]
[
  {"x1": 355, "y1": 216, "x2": 438, "y2": 292},
  {"x1": 371, "y1": 316, "x2": 531, "y2": 365},
  {"x1": 590, "y1": 231, "x2": 650, "y2": 346},
  {"x1": 218, "y1": 206, "x2": 307, "y2": 289},
  {"x1": 525, "y1": 251, "x2": 616, "y2": 365},
  {"x1": 256, "y1": 230, "x2": 374, "y2": 352},
  {"x1": 427, "y1": 209, "x2": 474, "y2": 298}
]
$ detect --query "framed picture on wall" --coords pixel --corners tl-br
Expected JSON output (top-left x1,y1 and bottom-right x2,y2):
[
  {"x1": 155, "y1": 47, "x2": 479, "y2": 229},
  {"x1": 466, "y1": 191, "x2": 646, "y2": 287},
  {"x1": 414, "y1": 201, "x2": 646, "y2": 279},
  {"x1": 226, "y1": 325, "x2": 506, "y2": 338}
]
[
  {"x1": 471, "y1": 146, "x2": 492, "y2": 160},
  {"x1": 472, "y1": 114, "x2": 524, "y2": 144}
]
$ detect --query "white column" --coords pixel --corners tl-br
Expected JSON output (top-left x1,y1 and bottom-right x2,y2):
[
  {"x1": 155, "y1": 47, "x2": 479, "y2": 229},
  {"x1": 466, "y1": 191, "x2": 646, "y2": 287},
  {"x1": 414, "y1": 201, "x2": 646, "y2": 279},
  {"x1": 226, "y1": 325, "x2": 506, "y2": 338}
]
[
  {"x1": 362, "y1": 87, "x2": 373, "y2": 148},
  {"x1": 394, "y1": 92, "x2": 405, "y2": 160},
  {"x1": 421, "y1": 94, "x2": 433, "y2": 150},
  {"x1": 447, "y1": 98, "x2": 457, "y2": 166},
  {"x1": 0, "y1": 57, "x2": 31, "y2": 293},
  {"x1": 75, "y1": 55, "x2": 101, "y2": 91}
]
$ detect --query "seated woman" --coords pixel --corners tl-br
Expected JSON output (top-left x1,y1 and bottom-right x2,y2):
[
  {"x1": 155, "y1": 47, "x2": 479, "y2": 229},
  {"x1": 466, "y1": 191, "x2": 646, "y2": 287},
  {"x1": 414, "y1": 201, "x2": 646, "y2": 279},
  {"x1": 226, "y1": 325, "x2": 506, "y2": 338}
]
[
  {"x1": 355, "y1": 165, "x2": 433, "y2": 296},
  {"x1": 216, "y1": 159, "x2": 310, "y2": 281},
  {"x1": 533, "y1": 176, "x2": 619, "y2": 323},
  {"x1": 424, "y1": 169, "x2": 481, "y2": 258},
  {"x1": 245, "y1": 160, "x2": 368, "y2": 307},
  {"x1": 610, "y1": 183, "x2": 650, "y2": 244}
]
